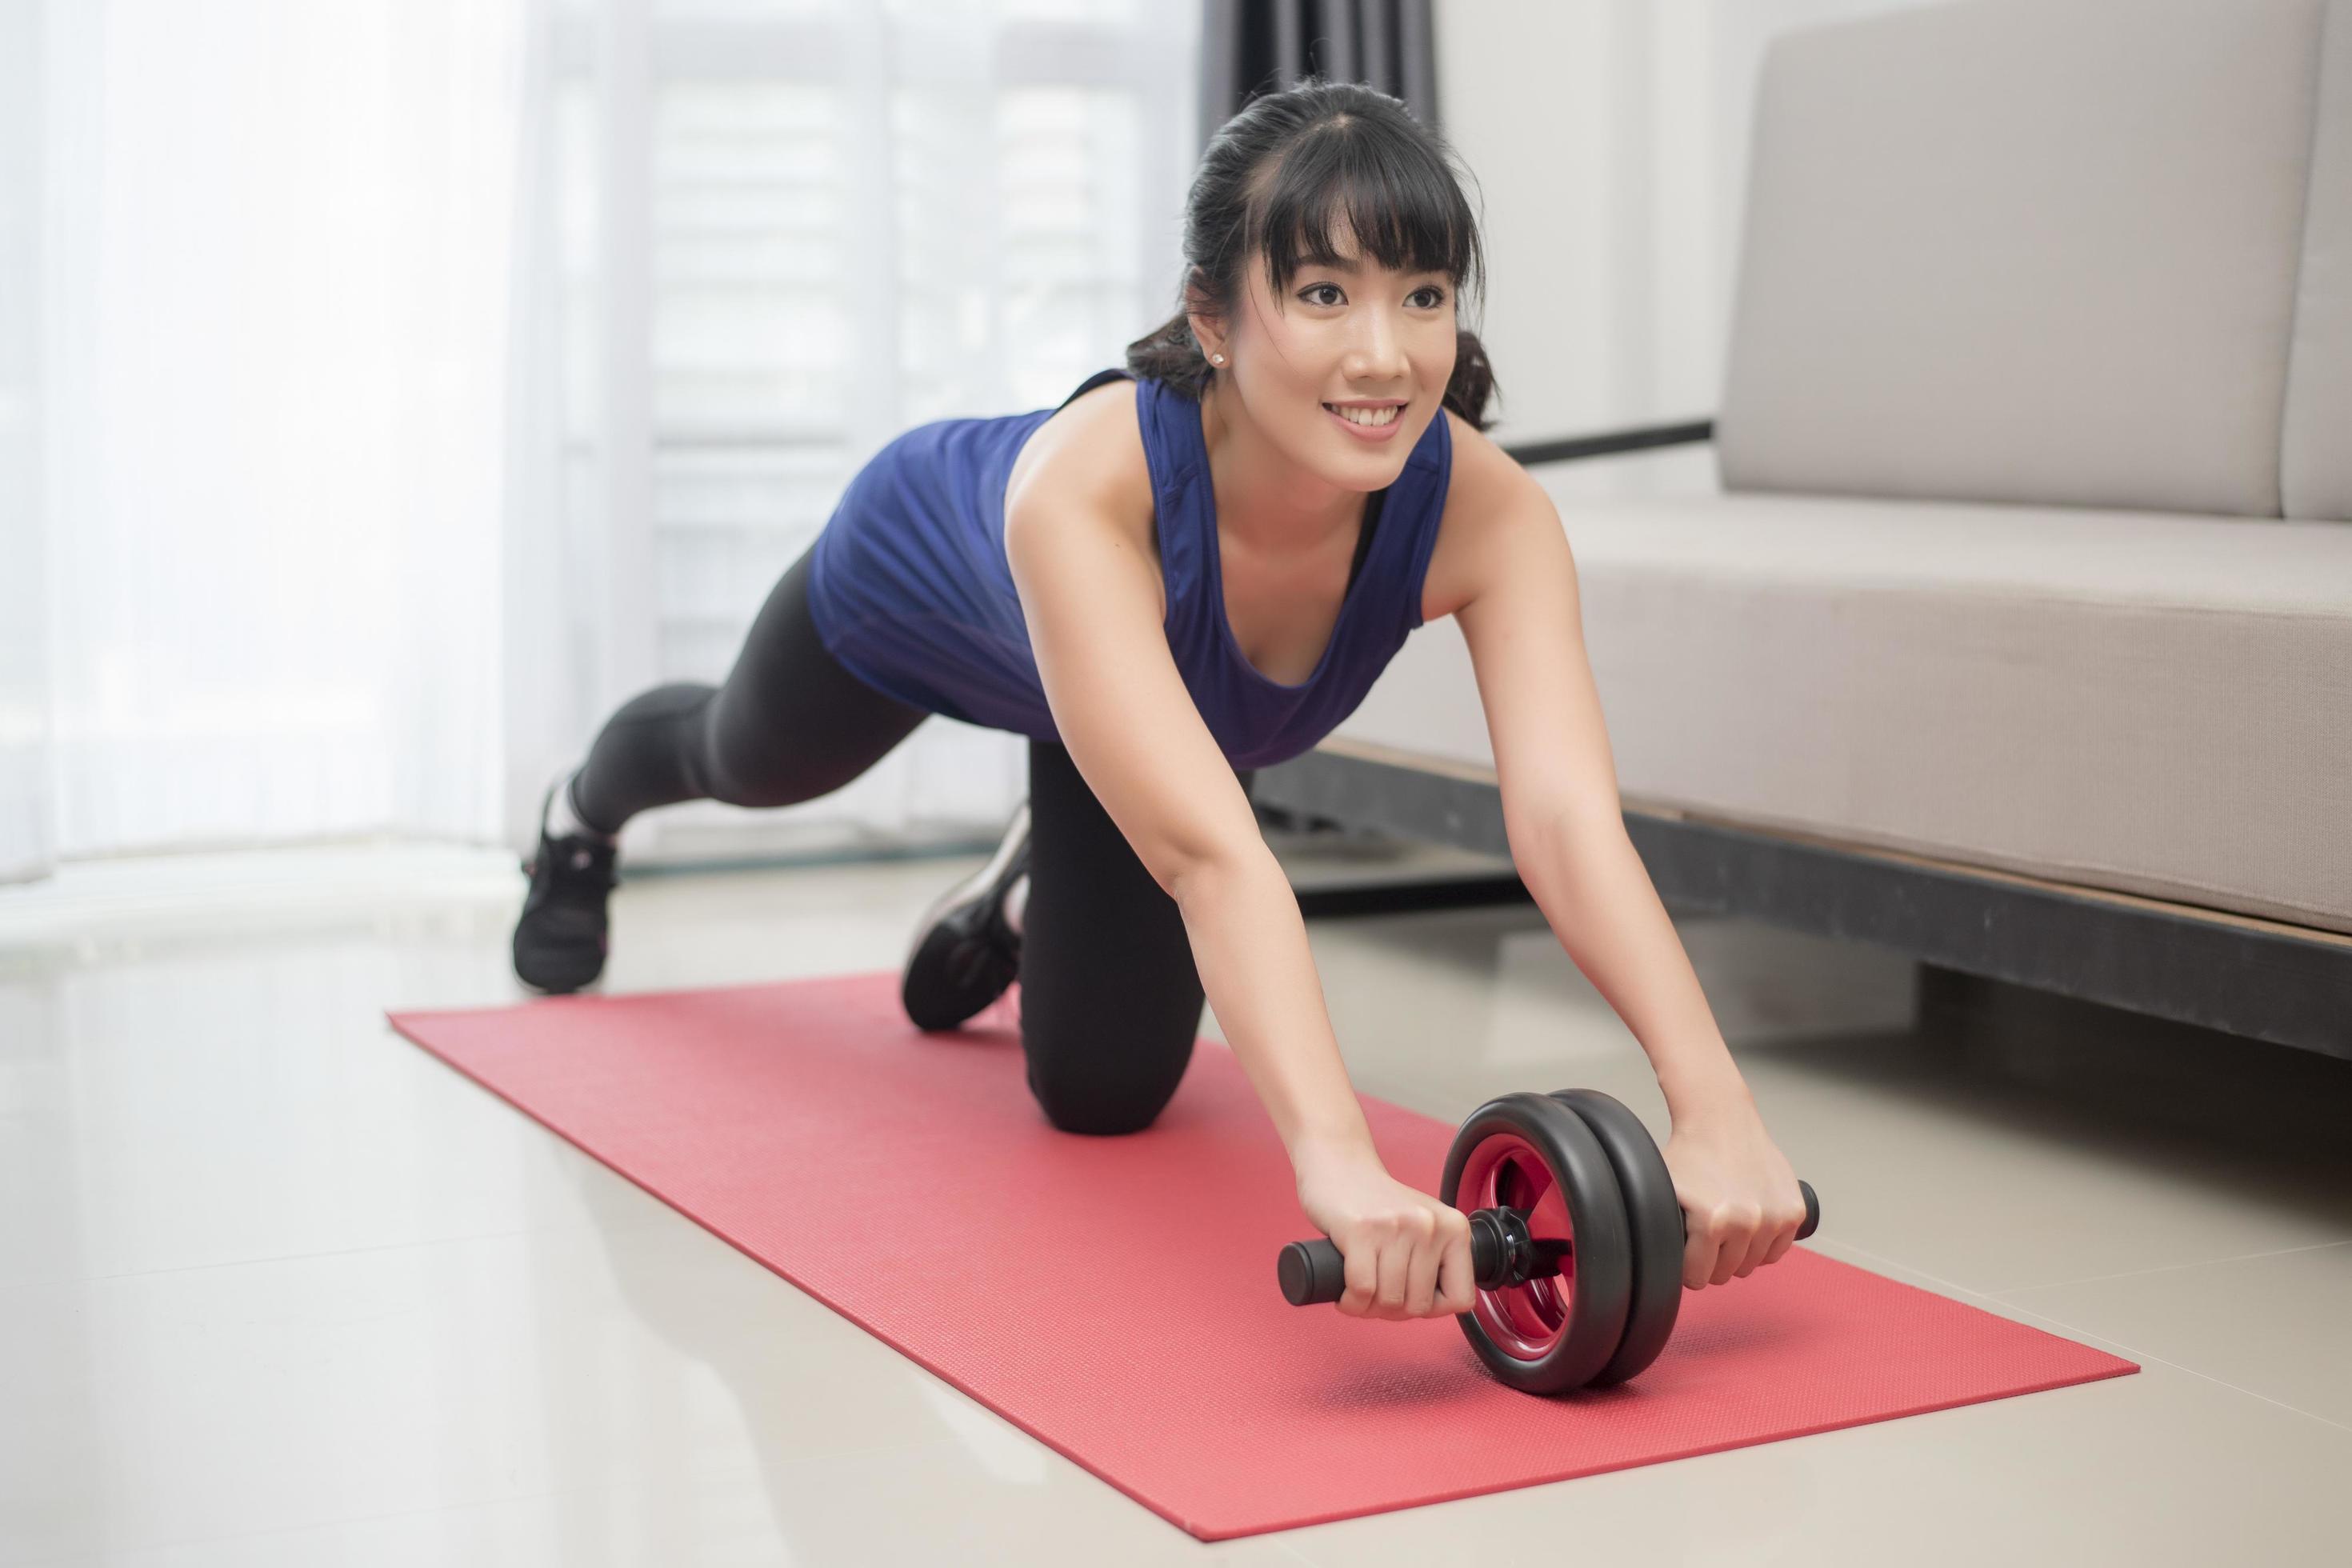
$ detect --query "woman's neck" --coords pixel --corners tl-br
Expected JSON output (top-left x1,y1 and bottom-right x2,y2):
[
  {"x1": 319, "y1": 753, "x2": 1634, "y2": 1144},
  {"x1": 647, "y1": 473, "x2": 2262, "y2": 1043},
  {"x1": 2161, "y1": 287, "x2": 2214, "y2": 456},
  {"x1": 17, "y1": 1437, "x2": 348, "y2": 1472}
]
[{"x1": 1198, "y1": 378, "x2": 1366, "y2": 555}]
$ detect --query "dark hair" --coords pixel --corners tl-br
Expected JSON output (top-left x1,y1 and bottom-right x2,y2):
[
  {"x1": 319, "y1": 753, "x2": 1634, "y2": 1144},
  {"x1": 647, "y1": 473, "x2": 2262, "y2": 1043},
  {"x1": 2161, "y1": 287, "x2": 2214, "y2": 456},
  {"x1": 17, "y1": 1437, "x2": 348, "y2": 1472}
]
[{"x1": 1126, "y1": 77, "x2": 1497, "y2": 430}]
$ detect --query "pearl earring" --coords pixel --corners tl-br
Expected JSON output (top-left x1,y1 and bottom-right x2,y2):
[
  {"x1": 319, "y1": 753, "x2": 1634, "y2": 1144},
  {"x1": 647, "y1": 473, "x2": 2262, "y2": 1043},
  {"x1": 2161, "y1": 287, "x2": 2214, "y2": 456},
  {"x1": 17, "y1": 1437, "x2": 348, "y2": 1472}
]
[{"x1": 1212, "y1": 354, "x2": 1225, "y2": 365}]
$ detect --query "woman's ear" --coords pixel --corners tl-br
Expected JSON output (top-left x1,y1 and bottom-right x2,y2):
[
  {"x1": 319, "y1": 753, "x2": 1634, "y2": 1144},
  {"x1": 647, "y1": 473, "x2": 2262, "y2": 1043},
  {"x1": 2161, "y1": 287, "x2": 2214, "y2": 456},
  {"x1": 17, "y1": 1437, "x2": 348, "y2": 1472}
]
[{"x1": 1182, "y1": 270, "x2": 1226, "y2": 365}]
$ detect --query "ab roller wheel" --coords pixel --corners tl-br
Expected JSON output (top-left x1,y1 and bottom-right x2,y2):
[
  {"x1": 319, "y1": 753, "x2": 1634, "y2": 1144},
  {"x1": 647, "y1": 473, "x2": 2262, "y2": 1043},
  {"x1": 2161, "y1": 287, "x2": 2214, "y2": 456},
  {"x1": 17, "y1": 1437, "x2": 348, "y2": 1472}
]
[
  {"x1": 1439, "y1": 1093, "x2": 1630, "y2": 1394},
  {"x1": 1274, "y1": 1089, "x2": 1822, "y2": 1395}
]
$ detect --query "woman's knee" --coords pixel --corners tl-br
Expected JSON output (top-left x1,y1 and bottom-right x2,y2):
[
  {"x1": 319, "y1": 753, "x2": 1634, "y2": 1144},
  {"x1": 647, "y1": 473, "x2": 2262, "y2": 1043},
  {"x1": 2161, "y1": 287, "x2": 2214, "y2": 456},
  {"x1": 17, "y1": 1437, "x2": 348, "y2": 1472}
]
[
  {"x1": 1029, "y1": 1082, "x2": 1176, "y2": 1138},
  {"x1": 1024, "y1": 1031, "x2": 1193, "y2": 1137}
]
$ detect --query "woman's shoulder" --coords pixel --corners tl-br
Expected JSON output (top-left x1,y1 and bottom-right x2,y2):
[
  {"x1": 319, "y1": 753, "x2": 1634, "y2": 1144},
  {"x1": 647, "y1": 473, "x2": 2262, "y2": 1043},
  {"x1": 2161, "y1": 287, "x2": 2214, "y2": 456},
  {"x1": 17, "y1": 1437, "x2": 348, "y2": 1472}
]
[
  {"x1": 1435, "y1": 405, "x2": 1545, "y2": 517},
  {"x1": 1418, "y1": 407, "x2": 1558, "y2": 622},
  {"x1": 1003, "y1": 374, "x2": 1158, "y2": 538}
]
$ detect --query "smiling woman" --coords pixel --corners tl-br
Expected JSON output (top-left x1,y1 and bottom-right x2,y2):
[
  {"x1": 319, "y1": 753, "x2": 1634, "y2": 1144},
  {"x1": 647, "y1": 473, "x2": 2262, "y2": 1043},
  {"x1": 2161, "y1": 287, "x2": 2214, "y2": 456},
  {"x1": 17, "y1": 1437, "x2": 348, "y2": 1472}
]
[{"x1": 515, "y1": 74, "x2": 1809, "y2": 1333}]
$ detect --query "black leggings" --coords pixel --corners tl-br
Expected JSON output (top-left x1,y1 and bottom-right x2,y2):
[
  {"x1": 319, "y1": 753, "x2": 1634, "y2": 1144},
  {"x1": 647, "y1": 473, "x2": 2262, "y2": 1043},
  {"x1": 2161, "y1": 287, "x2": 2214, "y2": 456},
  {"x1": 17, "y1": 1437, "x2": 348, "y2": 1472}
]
[{"x1": 568, "y1": 545, "x2": 1253, "y2": 1136}]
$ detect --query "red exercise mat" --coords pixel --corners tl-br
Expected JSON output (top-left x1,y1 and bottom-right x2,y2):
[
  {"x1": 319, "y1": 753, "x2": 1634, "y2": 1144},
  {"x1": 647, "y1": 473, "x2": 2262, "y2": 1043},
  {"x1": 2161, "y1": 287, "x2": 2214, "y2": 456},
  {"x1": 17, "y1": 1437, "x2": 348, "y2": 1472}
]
[{"x1": 387, "y1": 971, "x2": 2137, "y2": 1542}]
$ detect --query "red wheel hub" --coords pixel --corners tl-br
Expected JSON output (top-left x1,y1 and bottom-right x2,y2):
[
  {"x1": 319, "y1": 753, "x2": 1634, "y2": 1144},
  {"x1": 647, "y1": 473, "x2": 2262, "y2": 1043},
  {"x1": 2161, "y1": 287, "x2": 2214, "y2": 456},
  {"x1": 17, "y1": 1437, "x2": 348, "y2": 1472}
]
[{"x1": 1455, "y1": 1131, "x2": 1577, "y2": 1362}]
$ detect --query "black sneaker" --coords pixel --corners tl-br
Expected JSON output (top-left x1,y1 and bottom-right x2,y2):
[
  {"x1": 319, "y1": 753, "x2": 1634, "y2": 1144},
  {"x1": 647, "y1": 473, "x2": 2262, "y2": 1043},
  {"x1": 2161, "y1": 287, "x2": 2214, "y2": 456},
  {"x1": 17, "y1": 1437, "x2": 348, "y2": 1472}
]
[
  {"x1": 902, "y1": 799, "x2": 1029, "y2": 1031},
  {"x1": 512, "y1": 781, "x2": 619, "y2": 995}
]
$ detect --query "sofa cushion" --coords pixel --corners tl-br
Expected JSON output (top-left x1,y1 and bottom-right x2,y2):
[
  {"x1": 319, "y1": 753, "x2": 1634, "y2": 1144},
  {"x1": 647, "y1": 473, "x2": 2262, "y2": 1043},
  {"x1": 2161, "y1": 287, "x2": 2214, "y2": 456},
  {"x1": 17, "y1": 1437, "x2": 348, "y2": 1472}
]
[
  {"x1": 2283, "y1": 0, "x2": 2352, "y2": 520},
  {"x1": 1341, "y1": 492, "x2": 2352, "y2": 935},
  {"x1": 1715, "y1": 0, "x2": 2331, "y2": 520}
]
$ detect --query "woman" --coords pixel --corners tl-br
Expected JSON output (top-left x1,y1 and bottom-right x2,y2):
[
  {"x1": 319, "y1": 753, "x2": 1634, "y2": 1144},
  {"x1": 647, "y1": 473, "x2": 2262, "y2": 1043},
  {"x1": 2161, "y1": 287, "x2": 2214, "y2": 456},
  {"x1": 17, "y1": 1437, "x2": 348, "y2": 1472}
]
[{"x1": 513, "y1": 78, "x2": 1809, "y2": 1325}]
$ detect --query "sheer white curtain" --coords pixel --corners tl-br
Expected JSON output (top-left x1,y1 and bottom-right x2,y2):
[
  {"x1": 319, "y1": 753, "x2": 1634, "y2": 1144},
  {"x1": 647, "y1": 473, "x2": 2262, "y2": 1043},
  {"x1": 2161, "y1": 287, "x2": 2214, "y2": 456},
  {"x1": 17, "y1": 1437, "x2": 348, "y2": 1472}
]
[
  {"x1": 0, "y1": 0, "x2": 46, "y2": 882},
  {"x1": 2, "y1": 0, "x2": 1201, "y2": 884},
  {"x1": 6, "y1": 0, "x2": 524, "y2": 880},
  {"x1": 510, "y1": 0, "x2": 1202, "y2": 868}
]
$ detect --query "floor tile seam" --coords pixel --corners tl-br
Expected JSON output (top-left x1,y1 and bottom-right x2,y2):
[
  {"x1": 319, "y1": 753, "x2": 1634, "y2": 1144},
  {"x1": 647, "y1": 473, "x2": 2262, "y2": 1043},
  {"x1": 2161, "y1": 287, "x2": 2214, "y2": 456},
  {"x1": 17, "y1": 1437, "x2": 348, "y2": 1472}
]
[
  {"x1": 0, "y1": 1486, "x2": 586, "y2": 1567},
  {"x1": 2, "y1": 1546, "x2": 90, "y2": 1568},
  {"x1": 0, "y1": 894, "x2": 521, "y2": 945},
  {"x1": 2, "y1": 1435, "x2": 968, "y2": 1566},
  {"x1": 1957, "y1": 1278, "x2": 2352, "y2": 1438},
  {"x1": 1988, "y1": 1237, "x2": 2352, "y2": 1297},
  {"x1": 1975, "y1": 1294, "x2": 2352, "y2": 1438},
  {"x1": 0, "y1": 1219, "x2": 690, "y2": 1292},
  {"x1": 1806, "y1": 1241, "x2": 2323, "y2": 1419},
  {"x1": 1829, "y1": 1238, "x2": 2352, "y2": 1435}
]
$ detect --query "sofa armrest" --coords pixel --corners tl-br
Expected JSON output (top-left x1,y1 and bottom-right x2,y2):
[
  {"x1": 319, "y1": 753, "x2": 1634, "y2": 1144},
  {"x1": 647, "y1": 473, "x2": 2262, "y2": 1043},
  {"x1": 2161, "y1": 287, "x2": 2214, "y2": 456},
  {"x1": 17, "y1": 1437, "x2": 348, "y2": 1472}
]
[{"x1": 1501, "y1": 419, "x2": 1714, "y2": 468}]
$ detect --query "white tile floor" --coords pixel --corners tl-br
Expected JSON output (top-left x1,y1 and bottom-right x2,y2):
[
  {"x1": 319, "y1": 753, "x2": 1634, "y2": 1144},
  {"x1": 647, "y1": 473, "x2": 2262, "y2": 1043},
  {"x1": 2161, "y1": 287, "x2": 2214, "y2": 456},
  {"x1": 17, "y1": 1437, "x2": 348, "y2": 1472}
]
[{"x1": 4, "y1": 837, "x2": 2348, "y2": 1565}]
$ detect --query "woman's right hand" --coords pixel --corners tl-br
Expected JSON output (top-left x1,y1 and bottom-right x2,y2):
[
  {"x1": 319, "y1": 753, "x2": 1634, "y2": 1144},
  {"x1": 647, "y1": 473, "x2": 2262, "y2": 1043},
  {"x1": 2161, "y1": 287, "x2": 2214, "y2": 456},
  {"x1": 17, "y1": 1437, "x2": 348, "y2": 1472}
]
[{"x1": 1293, "y1": 1140, "x2": 1478, "y2": 1321}]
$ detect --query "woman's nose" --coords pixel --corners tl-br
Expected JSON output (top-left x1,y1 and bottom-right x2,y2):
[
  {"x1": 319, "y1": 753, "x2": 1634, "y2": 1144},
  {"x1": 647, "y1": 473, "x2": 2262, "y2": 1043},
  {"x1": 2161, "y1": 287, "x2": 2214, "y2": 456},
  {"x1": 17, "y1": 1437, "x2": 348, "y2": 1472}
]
[{"x1": 1346, "y1": 309, "x2": 1409, "y2": 377}]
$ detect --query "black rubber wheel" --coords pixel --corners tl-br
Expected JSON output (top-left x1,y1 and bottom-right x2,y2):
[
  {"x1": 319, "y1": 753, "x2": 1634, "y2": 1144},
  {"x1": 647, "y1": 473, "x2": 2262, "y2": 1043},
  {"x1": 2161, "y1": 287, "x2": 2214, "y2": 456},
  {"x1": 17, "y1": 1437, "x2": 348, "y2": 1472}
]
[
  {"x1": 1438, "y1": 1092, "x2": 1633, "y2": 1395},
  {"x1": 1553, "y1": 1089, "x2": 1686, "y2": 1388}
]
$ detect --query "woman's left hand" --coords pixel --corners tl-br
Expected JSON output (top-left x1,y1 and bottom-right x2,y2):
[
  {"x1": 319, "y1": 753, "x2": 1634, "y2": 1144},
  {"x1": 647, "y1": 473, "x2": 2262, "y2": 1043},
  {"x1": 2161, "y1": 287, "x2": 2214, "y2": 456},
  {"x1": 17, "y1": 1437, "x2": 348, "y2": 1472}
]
[{"x1": 1661, "y1": 1102, "x2": 1808, "y2": 1290}]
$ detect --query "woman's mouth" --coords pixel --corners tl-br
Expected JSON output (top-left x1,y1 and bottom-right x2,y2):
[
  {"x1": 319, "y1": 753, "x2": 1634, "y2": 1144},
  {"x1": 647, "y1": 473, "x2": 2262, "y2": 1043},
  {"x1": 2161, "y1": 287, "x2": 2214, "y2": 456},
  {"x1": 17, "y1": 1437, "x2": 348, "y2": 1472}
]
[{"x1": 1323, "y1": 402, "x2": 1405, "y2": 441}]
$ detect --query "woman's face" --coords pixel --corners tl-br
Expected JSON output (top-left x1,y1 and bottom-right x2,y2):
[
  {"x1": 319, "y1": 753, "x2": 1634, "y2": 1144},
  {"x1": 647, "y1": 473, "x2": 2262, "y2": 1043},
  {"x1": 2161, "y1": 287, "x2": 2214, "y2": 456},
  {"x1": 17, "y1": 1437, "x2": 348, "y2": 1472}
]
[{"x1": 1192, "y1": 234, "x2": 1458, "y2": 497}]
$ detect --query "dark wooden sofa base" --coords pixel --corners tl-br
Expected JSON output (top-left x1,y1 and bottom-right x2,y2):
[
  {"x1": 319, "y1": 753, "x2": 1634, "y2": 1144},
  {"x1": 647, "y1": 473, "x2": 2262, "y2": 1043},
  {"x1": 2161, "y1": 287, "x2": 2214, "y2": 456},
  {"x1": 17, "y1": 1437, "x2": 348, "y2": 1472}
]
[{"x1": 1258, "y1": 737, "x2": 2352, "y2": 1063}]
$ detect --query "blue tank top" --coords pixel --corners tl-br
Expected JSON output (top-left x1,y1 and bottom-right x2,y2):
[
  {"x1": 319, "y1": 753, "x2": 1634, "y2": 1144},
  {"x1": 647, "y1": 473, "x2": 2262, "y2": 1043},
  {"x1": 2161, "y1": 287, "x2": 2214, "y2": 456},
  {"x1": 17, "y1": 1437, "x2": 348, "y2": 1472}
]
[{"x1": 806, "y1": 368, "x2": 1454, "y2": 770}]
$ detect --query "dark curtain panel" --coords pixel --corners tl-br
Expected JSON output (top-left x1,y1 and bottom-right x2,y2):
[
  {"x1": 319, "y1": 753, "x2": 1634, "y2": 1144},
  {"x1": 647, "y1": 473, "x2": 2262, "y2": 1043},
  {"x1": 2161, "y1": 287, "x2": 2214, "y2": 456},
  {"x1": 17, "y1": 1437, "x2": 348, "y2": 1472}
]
[{"x1": 1199, "y1": 0, "x2": 1439, "y2": 148}]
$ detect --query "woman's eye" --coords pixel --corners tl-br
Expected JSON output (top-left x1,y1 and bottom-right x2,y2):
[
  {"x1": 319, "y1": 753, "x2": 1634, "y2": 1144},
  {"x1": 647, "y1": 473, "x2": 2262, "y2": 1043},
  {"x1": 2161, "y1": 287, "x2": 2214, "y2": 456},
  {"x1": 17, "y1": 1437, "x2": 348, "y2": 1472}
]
[{"x1": 1301, "y1": 283, "x2": 1446, "y2": 307}]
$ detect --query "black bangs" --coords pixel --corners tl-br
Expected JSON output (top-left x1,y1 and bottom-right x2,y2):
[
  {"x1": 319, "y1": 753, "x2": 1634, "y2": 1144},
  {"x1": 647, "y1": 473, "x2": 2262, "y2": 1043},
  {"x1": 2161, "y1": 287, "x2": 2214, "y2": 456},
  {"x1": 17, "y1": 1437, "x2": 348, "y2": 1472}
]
[{"x1": 1247, "y1": 115, "x2": 1482, "y2": 307}]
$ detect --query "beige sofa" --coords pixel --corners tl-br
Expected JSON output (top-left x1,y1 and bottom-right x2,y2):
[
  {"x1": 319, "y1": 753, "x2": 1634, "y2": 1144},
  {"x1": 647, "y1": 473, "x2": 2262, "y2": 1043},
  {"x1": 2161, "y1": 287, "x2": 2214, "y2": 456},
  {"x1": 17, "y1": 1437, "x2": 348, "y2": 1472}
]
[{"x1": 1261, "y1": 0, "x2": 2352, "y2": 1055}]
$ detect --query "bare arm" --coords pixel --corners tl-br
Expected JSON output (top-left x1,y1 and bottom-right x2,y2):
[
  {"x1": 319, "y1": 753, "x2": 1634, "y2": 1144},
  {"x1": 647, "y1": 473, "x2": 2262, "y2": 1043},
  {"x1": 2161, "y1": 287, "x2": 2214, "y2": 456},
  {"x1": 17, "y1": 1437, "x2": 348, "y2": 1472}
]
[
  {"x1": 1449, "y1": 460, "x2": 1768, "y2": 1123},
  {"x1": 1450, "y1": 470, "x2": 1813, "y2": 1286},
  {"x1": 1451, "y1": 470, "x2": 1754, "y2": 1120},
  {"x1": 1009, "y1": 478, "x2": 1475, "y2": 1322},
  {"x1": 1004, "y1": 490, "x2": 1375, "y2": 1163}
]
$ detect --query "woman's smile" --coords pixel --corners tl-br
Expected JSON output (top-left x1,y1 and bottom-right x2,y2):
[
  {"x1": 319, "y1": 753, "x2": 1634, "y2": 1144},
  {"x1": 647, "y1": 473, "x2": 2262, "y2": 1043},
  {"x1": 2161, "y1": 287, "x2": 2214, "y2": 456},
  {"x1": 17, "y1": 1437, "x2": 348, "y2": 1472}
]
[{"x1": 1322, "y1": 400, "x2": 1406, "y2": 441}]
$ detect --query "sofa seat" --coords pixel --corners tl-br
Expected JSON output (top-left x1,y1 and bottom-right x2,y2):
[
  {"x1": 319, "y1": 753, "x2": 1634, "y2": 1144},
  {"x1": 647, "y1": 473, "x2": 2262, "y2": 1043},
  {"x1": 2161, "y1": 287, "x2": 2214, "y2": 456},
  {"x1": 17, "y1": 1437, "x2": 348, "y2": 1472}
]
[{"x1": 1344, "y1": 490, "x2": 2352, "y2": 937}]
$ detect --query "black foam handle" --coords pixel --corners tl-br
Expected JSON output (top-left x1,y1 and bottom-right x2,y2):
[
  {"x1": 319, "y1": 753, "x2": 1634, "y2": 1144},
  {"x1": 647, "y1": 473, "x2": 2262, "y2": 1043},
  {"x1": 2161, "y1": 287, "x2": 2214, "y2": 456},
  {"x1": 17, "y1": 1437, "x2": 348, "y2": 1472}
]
[
  {"x1": 1276, "y1": 1180, "x2": 1821, "y2": 1306},
  {"x1": 1278, "y1": 1218, "x2": 1503, "y2": 1308}
]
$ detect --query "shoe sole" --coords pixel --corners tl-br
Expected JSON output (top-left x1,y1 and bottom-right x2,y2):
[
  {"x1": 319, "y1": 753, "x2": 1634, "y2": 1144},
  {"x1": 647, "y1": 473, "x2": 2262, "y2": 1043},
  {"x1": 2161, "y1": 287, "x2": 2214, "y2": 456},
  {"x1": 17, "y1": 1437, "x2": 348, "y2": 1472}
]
[
  {"x1": 902, "y1": 802, "x2": 1030, "y2": 1030},
  {"x1": 904, "y1": 801, "x2": 1030, "y2": 970}
]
